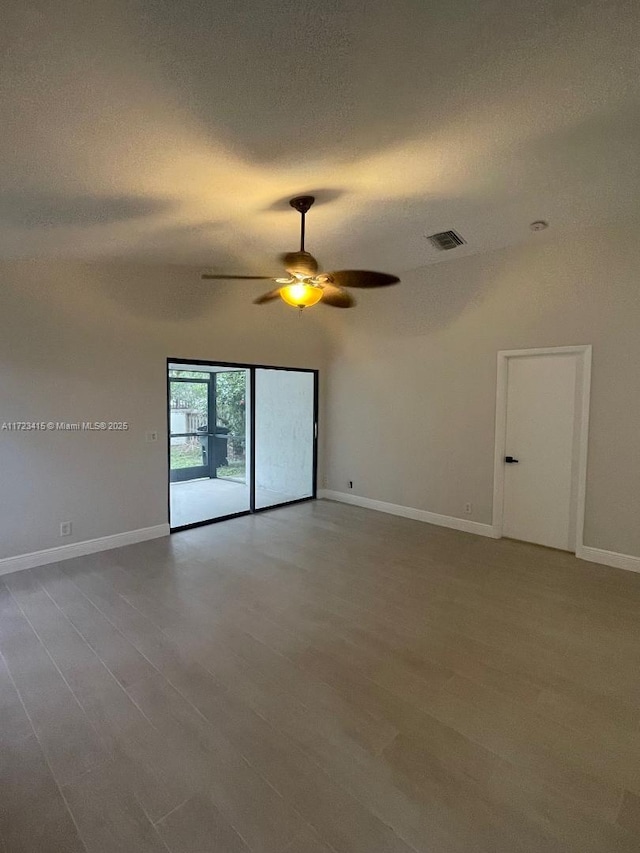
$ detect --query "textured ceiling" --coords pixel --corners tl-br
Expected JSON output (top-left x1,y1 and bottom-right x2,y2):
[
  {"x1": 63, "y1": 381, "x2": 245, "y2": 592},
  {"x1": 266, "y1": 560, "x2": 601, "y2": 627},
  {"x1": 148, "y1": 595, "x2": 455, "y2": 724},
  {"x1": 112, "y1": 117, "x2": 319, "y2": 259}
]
[{"x1": 1, "y1": 0, "x2": 639, "y2": 273}]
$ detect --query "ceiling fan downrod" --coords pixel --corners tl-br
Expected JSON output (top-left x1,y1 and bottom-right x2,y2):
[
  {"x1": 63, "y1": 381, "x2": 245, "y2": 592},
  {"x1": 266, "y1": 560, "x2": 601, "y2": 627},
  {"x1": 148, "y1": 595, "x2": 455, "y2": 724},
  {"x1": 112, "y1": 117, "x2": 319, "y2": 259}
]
[{"x1": 289, "y1": 195, "x2": 315, "y2": 252}]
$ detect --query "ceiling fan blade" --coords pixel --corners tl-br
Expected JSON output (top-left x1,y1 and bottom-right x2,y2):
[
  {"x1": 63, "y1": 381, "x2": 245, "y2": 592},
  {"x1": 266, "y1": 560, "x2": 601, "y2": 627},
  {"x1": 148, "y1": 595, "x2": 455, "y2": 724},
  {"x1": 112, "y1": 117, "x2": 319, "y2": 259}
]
[
  {"x1": 201, "y1": 274, "x2": 274, "y2": 280},
  {"x1": 279, "y1": 251, "x2": 319, "y2": 277},
  {"x1": 325, "y1": 270, "x2": 400, "y2": 289},
  {"x1": 320, "y1": 284, "x2": 354, "y2": 308},
  {"x1": 253, "y1": 287, "x2": 282, "y2": 305}
]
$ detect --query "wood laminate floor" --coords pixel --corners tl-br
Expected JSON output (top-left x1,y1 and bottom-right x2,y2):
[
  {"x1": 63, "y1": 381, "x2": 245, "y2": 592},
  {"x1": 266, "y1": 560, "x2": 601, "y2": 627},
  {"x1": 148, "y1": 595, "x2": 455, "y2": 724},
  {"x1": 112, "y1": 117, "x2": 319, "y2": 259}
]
[{"x1": 1, "y1": 499, "x2": 640, "y2": 853}]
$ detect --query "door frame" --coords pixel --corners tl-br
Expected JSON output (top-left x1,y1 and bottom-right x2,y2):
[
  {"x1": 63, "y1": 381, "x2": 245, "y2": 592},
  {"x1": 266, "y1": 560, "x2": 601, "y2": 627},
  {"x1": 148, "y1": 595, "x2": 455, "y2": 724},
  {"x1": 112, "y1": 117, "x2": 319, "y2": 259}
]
[
  {"x1": 167, "y1": 358, "x2": 319, "y2": 532},
  {"x1": 492, "y1": 345, "x2": 592, "y2": 552}
]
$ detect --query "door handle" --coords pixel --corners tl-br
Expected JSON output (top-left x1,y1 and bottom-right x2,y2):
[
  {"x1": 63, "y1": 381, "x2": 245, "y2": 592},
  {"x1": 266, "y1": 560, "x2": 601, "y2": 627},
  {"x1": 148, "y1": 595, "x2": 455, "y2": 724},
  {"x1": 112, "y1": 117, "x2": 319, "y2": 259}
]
[{"x1": 505, "y1": 456, "x2": 519, "y2": 464}]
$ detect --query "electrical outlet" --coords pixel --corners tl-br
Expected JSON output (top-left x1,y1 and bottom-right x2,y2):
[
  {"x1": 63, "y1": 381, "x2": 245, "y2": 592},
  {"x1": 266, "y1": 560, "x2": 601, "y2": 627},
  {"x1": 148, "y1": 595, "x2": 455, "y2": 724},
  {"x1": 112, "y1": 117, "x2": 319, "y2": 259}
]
[
  {"x1": 145, "y1": 431, "x2": 158, "y2": 442},
  {"x1": 60, "y1": 521, "x2": 72, "y2": 537},
  {"x1": 348, "y1": 480, "x2": 353, "y2": 489},
  {"x1": 464, "y1": 502, "x2": 472, "y2": 515}
]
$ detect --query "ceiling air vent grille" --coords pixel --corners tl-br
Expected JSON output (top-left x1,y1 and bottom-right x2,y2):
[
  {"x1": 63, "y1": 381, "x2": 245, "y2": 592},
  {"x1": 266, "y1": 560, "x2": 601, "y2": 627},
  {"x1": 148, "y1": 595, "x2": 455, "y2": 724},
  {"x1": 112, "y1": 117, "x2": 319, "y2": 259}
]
[{"x1": 427, "y1": 230, "x2": 466, "y2": 251}]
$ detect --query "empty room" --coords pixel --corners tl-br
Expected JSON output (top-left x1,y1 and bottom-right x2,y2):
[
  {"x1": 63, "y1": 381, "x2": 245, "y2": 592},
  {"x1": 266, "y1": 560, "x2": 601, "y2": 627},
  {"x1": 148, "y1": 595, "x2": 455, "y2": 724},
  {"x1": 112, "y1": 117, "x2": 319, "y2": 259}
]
[{"x1": 1, "y1": 1, "x2": 639, "y2": 851}]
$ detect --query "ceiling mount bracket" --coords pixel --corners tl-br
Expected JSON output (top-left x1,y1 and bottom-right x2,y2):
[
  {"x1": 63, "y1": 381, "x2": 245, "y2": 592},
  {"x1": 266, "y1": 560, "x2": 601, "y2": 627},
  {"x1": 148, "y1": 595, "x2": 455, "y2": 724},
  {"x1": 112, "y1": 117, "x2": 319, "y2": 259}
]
[{"x1": 289, "y1": 196, "x2": 315, "y2": 215}]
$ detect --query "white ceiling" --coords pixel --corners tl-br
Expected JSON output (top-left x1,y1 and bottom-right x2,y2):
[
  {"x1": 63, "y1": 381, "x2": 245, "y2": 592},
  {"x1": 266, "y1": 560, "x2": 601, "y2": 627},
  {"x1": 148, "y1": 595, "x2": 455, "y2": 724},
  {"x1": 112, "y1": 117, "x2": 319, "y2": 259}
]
[{"x1": 2, "y1": 0, "x2": 639, "y2": 274}]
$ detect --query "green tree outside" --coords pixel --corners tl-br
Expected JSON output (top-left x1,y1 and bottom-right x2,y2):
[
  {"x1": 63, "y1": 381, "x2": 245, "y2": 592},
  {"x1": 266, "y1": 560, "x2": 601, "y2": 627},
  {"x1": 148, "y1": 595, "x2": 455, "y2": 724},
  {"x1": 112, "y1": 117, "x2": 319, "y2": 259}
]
[{"x1": 169, "y1": 369, "x2": 246, "y2": 455}]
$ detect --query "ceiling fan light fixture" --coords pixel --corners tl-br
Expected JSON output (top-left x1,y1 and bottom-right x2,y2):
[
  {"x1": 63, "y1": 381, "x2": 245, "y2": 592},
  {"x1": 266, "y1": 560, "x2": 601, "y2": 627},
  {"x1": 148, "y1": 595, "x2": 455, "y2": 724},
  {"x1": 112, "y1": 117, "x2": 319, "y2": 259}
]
[
  {"x1": 202, "y1": 194, "x2": 400, "y2": 310},
  {"x1": 279, "y1": 282, "x2": 323, "y2": 309}
]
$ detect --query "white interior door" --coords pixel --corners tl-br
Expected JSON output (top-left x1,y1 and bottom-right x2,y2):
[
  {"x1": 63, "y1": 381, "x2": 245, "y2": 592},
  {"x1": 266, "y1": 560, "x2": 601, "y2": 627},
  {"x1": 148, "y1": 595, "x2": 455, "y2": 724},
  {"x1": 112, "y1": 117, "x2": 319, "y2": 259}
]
[{"x1": 502, "y1": 353, "x2": 579, "y2": 550}]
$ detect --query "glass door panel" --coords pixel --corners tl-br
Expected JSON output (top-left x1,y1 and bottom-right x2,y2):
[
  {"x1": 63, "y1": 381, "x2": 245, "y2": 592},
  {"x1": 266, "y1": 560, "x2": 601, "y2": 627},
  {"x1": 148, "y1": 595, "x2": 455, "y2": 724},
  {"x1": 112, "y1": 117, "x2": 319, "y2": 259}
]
[
  {"x1": 169, "y1": 367, "x2": 251, "y2": 528},
  {"x1": 169, "y1": 378, "x2": 210, "y2": 483},
  {"x1": 214, "y1": 371, "x2": 247, "y2": 484},
  {"x1": 254, "y1": 369, "x2": 316, "y2": 510}
]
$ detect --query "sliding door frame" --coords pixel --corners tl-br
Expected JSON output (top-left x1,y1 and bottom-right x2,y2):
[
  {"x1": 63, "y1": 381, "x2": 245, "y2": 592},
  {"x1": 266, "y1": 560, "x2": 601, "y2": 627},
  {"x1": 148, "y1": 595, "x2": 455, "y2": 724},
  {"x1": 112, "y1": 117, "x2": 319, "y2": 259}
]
[
  {"x1": 168, "y1": 375, "x2": 215, "y2": 482},
  {"x1": 167, "y1": 358, "x2": 319, "y2": 532}
]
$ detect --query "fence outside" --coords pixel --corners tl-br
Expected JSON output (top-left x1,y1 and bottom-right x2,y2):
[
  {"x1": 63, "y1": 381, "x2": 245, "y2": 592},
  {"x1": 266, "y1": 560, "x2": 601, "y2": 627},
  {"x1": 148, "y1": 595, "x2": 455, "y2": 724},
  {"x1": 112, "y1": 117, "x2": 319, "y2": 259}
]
[{"x1": 170, "y1": 407, "x2": 246, "y2": 481}]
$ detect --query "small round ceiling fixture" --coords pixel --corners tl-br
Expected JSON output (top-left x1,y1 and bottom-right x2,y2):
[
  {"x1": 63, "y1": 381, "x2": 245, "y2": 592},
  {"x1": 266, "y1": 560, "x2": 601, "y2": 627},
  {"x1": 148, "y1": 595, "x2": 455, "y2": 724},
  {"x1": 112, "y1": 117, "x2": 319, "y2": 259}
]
[{"x1": 530, "y1": 220, "x2": 549, "y2": 231}]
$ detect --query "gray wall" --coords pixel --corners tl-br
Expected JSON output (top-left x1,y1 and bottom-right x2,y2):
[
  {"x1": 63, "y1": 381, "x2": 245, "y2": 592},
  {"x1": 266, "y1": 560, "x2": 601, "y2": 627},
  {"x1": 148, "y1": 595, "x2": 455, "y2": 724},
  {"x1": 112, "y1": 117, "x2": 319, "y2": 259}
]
[
  {"x1": 323, "y1": 222, "x2": 640, "y2": 557},
  {"x1": 0, "y1": 261, "x2": 329, "y2": 560}
]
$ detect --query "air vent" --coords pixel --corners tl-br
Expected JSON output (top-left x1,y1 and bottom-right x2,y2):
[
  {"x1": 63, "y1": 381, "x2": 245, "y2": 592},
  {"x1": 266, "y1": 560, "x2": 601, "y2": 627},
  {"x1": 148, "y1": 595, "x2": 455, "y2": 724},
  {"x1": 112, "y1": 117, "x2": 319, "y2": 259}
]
[{"x1": 427, "y1": 230, "x2": 466, "y2": 251}]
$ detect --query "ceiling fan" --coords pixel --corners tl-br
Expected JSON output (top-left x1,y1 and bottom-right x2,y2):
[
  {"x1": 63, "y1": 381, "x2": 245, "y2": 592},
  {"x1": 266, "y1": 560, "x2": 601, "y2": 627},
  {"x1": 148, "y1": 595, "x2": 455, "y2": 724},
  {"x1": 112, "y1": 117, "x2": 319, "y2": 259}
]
[{"x1": 201, "y1": 195, "x2": 400, "y2": 309}]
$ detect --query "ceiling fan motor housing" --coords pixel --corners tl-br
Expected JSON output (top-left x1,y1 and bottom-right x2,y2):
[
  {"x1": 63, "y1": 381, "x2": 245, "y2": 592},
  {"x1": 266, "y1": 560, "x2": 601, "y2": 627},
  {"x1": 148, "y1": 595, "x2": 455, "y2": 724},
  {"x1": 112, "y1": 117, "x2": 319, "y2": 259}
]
[{"x1": 282, "y1": 251, "x2": 319, "y2": 277}]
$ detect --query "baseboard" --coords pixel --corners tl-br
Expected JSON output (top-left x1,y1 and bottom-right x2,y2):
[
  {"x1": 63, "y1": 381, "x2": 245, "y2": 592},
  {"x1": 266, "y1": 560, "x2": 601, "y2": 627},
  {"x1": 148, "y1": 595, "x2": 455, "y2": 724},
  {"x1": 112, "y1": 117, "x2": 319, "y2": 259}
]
[
  {"x1": 576, "y1": 545, "x2": 640, "y2": 574},
  {"x1": 4, "y1": 508, "x2": 635, "y2": 579},
  {"x1": 0, "y1": 524, "x2": 170, "y2": 577},
  {"x1": 318, "y1": 490, "x2": 499, "y2": 538}
]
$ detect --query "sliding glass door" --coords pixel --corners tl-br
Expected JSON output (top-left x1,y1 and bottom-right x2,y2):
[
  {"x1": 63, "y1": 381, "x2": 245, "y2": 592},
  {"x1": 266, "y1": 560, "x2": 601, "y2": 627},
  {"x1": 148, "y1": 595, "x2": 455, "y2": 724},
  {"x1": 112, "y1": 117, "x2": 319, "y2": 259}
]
[
  {"x1": 254, "y1": 369, "x2": 316, "y2": 509},
  {"x1": 168, "y1": 361, "x2": 317, "y2": 530},
  {"x1": 169, "y1": 365, "x2": 251, "y2": 528}
]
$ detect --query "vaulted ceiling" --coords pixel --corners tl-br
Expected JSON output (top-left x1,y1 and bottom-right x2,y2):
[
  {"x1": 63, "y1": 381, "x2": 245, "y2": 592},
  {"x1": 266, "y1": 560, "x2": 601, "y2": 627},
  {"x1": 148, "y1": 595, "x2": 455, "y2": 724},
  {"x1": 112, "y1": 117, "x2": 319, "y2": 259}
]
[{"x1": 2, "y1": 0, "x2": 639, "y2": 273}]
